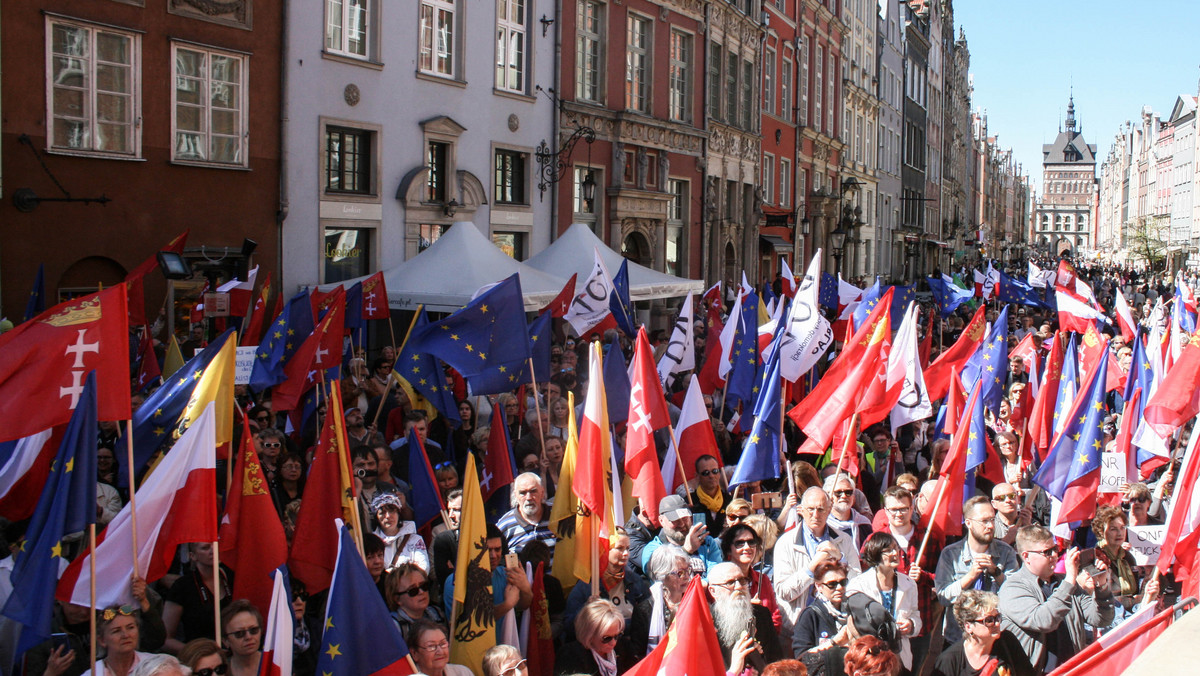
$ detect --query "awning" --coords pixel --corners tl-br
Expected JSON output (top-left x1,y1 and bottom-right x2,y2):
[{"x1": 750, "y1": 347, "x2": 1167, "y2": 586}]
[
  {"x1": 760, "y1": 234, "x2": 792, "y2": 251},
  {"x1": 927, "y1": 240, "x2": 950, "y2": 248}
]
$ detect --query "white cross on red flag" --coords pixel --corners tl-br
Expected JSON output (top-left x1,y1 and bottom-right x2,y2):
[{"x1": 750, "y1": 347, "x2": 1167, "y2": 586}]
[
  {"x1": 0, "y1": 284, "x2": 131, "y2": 442},
  {"x1": 361, "y1": 271, "x2": 390, "y2": 320},
  {"x1": 626, "y1": 328, "x2": 670, "y2": 522}
]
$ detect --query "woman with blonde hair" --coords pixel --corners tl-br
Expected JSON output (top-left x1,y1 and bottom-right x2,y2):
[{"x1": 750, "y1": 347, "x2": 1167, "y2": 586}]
[{"x1": 554, "y1": 599, "x2": 627, "y2": 676}]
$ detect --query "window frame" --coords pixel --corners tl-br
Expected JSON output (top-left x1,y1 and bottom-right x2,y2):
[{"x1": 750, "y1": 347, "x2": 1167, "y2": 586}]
[
  {"x1": 576, "y1": 0, "x2": 604, "y2": 103},
  {"x1": 780, "y1": 158, "x2": 791, "y2": 209},
  {"x1": 418, "y1": 0, "x2": 457, "y2": 79},
  {"x1": 781, "y1": 48, "x2": 793, "y2": 123},
  {"x1": 324, "y1": 125, "x2": 375, "y2": 196},
  {"x1": 762, "y1": 153, "x2": 774, "y2": 205},
  {"x1": 496, "y1": 0, "x2": 527, "y2": 94},
  {"x1": 45, "y1": 15, "x2": 142, "y2": 159},
  {"x1": 763, "y1": 46, "x2": 775, "y2": 115},
  {"x1": 170, "y1": 41, "x2": 249, "y2": 168},
  {"x1": 668, "y1": 29, "x2": 692, "y2": 124},
  {"x1": 493, "y1": 147, "x2": 530, "y2": 206},
  {"x1": 325, "y1": 0, "x2": 373, "y2": 61},
  {"x1": 625, "y1": 12, "x2": 651, "y2": 113}
]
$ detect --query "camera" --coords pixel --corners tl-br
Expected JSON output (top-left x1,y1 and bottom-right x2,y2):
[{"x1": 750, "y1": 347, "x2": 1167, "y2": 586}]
[{"x1": 354, "y1": 468, "x2": 377, "y2": 479}]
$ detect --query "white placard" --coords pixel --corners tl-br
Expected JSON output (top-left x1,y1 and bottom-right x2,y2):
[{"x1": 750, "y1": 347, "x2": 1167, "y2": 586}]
[
  {"x1": 1127, "y1": 525, "x2": 1165, "y2": 566},
  {"x1": 1099, "y1": 452, "x2": 1127, "y2": 493},
  {"x1": 235, "y1": 346, "x2": 257, "y2": 385}
]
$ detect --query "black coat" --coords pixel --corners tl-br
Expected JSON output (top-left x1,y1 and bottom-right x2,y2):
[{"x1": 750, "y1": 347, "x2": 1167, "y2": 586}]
[{"x1": 793, "y1": 600, "x2": 842, "y2": 655}]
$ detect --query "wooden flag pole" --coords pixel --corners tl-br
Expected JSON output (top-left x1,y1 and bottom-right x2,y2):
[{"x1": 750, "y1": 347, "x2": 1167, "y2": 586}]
[
  {"x1": 529, "y1": 356, "x2": 548, "y2": 464},
  {"x1": 211, "y1": 540, "x2": 222, "y2": 649},
  {"x1": 124, "y1": 420, "x2": 140, "y2": 578},
  {"x1": 590, "y1": 512, "x2": 600, "y2": 598},
  {"x1": 664, "y1": 424, "x2": 695, "y2": 506},
  {"x1": 915, "y1": 475, "x2": 952, "y2": 566},
  {"x1": 374, "y1": 305, "x2": 424, "y2": 430},
  {"x1": 830, "y1": 413, "x2": 861, "y2": 496},
  {"x1": 89, "y1": 524, "x2": 97, "y2": 676}
]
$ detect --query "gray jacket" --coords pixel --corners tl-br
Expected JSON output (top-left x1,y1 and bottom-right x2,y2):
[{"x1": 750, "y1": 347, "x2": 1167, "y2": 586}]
[
  {"x1": 935, "y1": 537, "x2": 1020, "y2": 643},
  {"x1": 998, "y1": 566, "x2": 1114, "y2": 671}
]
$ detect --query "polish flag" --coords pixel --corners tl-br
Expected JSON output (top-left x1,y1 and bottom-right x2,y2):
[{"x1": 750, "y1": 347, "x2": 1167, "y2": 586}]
[
  {"x1": 1114, "y1": 288, "x2": 1137, "y2": 343},
  {"x1": 0, "y1": 429, "x2": 61, "y2": 521},
  {"x1": 780, "y1": 259, "x2": 798, "y2": 298},
  {"x1": 258, "y1": 568, "x2": 294, "y2": 676},
  {"x1": 662, "y1": 376, "x2": 720, "y2": 492},
  {"x1": 1157, "y1": 421, "x2": 1200, "y2": 589},
  {"x1": 715, "y1": 288, "x2": 746, "y2": 380},
  {"x1": 217, "y1": 266, "x2": 258, "y2": 318},
  {"x1": 833, "y1": 276, "x2": 863, "y2": 338},
  {"x1": 58, "y1": 402, "x2": 218, "y2": 607},
  {"x1": 1056, "y1": 285, "x2": 1104, "y2": 334}
]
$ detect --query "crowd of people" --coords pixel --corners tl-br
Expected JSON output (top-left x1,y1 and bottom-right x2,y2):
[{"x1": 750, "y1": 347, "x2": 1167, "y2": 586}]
[{"x1": 1, "y1": 258, "x2": 1195, "y2": 676}]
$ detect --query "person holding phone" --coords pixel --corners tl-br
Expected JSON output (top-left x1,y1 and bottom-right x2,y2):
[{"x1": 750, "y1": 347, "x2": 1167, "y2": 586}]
[{"x1": 640, "y1": 495, "x2": 723, "y2": 576}]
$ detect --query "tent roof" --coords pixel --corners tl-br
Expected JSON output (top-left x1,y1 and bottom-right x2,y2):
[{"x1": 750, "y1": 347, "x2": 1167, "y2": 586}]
[
  {"x1": 524, "y1": 223, "x2": 705, "y2": 300},
  {"x1": 318, "y1": 222, "x2": 568, "y2": 313}
]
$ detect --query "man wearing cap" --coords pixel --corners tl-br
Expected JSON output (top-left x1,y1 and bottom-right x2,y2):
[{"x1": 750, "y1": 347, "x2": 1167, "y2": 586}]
[
  {"x1": 774, "y1": 487, "x2": 861, "y2": 638},
  {"x1": 496, "y1": 473, "x2": 556, "y2": 562},
  {"x1": 641, "y1": 495, "x2": 722, "y2": 575},
  {"x1": 708, "y1": 562, "x2": 782, "y2": 673}
]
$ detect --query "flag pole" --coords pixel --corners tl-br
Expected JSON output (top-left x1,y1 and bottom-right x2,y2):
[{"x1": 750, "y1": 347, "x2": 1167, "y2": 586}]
[
  {"x1": 124, "y1": 420, "x2": 140, "y2": 578},
  {"x1": 831, "y1": 413, "x2": 861, "y2": 494},
  {"x1": 374, "y1": 305, "x2": 423, "y2": 430},
  {"x1": 915, "y1": 475, "x2": 952, "y2": 566},
  {"x1": 212, "y1": 539, "x2": 222, "y2": 649},
  {"x1": 664, "y1": 424, "x2": 695, "y2": 506},
  {"x1": 529, "y1": 357, "x2": 548, "y2": 470},
  {"x1": 590, "y1": 512, "x2": 600, "y2": 598},
  {"x1": 89, "y1": 524, "x2": 97, "y2": 676}
]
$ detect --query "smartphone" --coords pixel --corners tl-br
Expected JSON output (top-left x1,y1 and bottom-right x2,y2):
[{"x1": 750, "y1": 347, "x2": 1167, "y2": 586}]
[
  {"x1": 693, "y1": 512, "x2": 707, "y2": 528},
  {"x1": 1077, "y1": 547, "x2": 1096, "y2": 569},
  {"x1": 504, "y1": 552, "x2": 521, "y2": 570},
  {"x1": 50, "y1": 633, "x2": 70, "y2": 654}
]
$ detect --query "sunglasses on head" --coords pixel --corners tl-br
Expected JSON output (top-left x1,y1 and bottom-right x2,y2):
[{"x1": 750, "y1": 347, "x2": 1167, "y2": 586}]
[
  {"x1": 195, "y1": 666, "x2": 228, "y2": 676},
  {"x1": 395, "y1": 581, "x2": 432, "y2": 597},
  {"x1": 101, "y1": 605, "x2": 136, "y2": 622},
  {"x1": 434, "y1": 461, "x2": 455, "y2": 471}
]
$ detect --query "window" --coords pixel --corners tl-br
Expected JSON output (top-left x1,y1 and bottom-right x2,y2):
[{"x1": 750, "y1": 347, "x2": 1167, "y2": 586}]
[
  {"x1": 814, "y1": 46, "x2": 823, "y2": 133},
  {"x1": 763, "y1": 47, "x2": 775, "y2": 115},
  {"x1": 826, "y1": 56, "x2": 836, "y2": 133},
  {"x1": 46, "y1": 18, "x2": 140, "y2": 156},
  {"x1": 494, "y1": 149, "x2": 527, "y2": 205},
  {"x1": 781, "y1": 51, "x2": 792, "y2": 123},
  {"x1": 762, "y1": 154, "x2": 774, "y2": 205},
  {"x1": 799, "y1": 39, "x2": 809, "y2": 126},
  {"x1": 419, "y1": 0, "x2": 455, "y2": 78},
  {"x1": 326, "y1": 0, "x2": 370, "y2": 59},
  {"x1": 418, "y1": 224, "x2": 446, "y2": 252},
  {"x1": 325, "y1": 126, "x2": 373, "y2": 194},
  {"x1": 324, "y1": 227, "x2": 372, "y2": 283},
  {"x1": 669, "y1": 31, "x2": 692, "y2": 123},
  {"x1": 576, "y1": 1, "x2": 604, "y2": 102},
  {"x1": 172, "y1": 44, "x2": 247, "y2": 166},
  {"x1": 725, "y1": 51, "x2": 738, "y2": 126},
  {"x1": 855, "y1": 115, "x2": 863, "y2": 163},
  {"x1": 625, "y1": 14, "x2": 650, "y2": 112},
  {"x1": 496, "y1": 0, "x2": 526, "y2": 92},
  {"x1": 742, "y1": 60, "x2": 754, "y2": 129},
  {"x1": 708, "y1": 43, "x2": 722, "y2": 120},
  {"x1": 493, "y1": 232, "x2": 527, "y2": 259},
  {"x1": 780, "y1": 159, "x2": 791, "y2": 209},
  {"x1": 667, "y1": 179, "x2": 686, "y2": 276},
  {"x1": 427, "y1": 141, "x2": 448, "y2": 202},
  {"x1": 725, "y1": 180, "x2": 738, "y2": 221}
]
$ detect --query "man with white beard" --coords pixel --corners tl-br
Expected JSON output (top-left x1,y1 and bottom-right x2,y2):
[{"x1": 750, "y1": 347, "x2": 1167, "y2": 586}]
[
  {"x1": 496, "y1": 473, "x2": 557, "y2": 562},
  {"x1": 708, "y1": 562, "x2": 782, "y2": 673}
]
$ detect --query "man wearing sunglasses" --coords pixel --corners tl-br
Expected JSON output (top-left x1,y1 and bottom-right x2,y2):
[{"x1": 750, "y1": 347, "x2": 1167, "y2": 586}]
[
  {"x1": 689, "y1": 455, "x2": 732, "y2": 539},
  {"x1": 990, "y1": 482, "x2": 1033, "y2": 545},
  {"x1": 998, "y1": 524, "x2": 1115, "y2": 672},
  {"x1": 935, "y1": 496, "x2": 1020, "y2": 643}
]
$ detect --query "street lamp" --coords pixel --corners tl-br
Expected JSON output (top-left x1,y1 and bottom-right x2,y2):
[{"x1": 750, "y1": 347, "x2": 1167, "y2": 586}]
[{"x1": 830, "y1": 222, "x2": 848, "y2": 276}]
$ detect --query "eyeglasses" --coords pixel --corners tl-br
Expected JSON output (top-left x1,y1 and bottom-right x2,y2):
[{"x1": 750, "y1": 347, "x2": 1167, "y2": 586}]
[
  {"x1": 667, "y1": 569, "x2": 691, "y2": 579},
  {"x1": 260, "y1": 441, "x2": 281, "y2": 449},
  {"x1": 418, "y1": 641, "x2": 450, "y2": 653},
  {"x1": 832, "y1": 489, "x2": 855, "y2": 498},
  {"x1": 992, "y1": 493, "x2": 1020, "y2": 502},
  {"x1": 969, "y1": 614, "x2": 1002, "y2": 627},
  {"x1": 195, "y1": 666, "x2": 229, "y2": 676},
  {"x1": 698, "y1": 469, "x2": 721, "y2": 477},
  {"x1": 712, "y1": 577, "x2": 750, "y2": 589},
  {"x1": 732, "y1": 539, "x2": 759, "y2": 549},
  {"x1": 820, "y1": 579, "x2": 849, "y2": 590},
  {"x1": 225, "y1": 626, "x2": 261, "y2": 639},
  {"x1": 1026, "y1": 546, "x2": 1060, "y2": 558},
  {"x1": 600, "y1": 632, "x2": 623, "y2": 644},
  {"x1": 884, "y1": 506, "x2": 911, "y2": 514},
  {"x1": 500, "y1": 659, "x2": 528, "y2": 676},
  {"x1": 395, "y1": 581, "x2": 432, "y2": 598},
  {"x1": 1129, "y1": 496, "x2": 1151, "y2": 504},
  {"x1": 101, "y1": 605, "x2": 136, "y2": 621}
]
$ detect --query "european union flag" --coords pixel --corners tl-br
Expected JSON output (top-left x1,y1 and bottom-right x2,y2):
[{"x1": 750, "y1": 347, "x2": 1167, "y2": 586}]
[
  {"x1": 819, "y1": 272, "x2": 839, "y2": 311},
  {"x1": 725, "y1": 292, "x2": 760, "y2": 413},
  {"x1": 1123, "y1": 329, "x2": 1158, "y2": 466},
  {"x1": 118, "y1": 329, "x2": 236, "y2": 487},
  {"x1": 998, "y1": 271, "x2": 1047, "y2": 308},
  {"x1": 23, "y1": 264, "x2": 45, "y2": 323},
  {"x1": 852, "y1": 280, "x2": 885, "y2": 330},
  {"x1": 523, "y1": 310, "x2": 553, "y2": 386},
  {"x1": 250, "y1": 289, "x2": 314, "y2": 391},
  {"x1": 927, "y1": 276, "x2": 973, "y2": 317},
  {"x1": 398, "y1": 310, "x2": 461, "y2": 426},
  {"x1": 1034, "y1": 350, "x2": 1109, "y2": 502},
  {"x1": 317, "y1": 523, "x2": 417, "y2": 676},
  {"x1": 730, "y1": 330, "x2": 783, "y2": 487},
  {"x1": 610, "y1": 259, "x2": 637, "y2": 337},
  {"x1": 890, "y1": 285, "x2": 916, "y2": 324},
  {"x1": 1, "y1": 372, "x2": 97, "y2": 655},
  {"x1": 406, "y1": 274, "x2": 532, "y2": 396},
  {"x1": 406, "y1": 428, "x2": 445, "y2": 530},
  {"x1": 344, "y1": 281, "x2": 365, "y2": 333},
  {"x1": 961, "y1": 306, "x2": 1009, "y2": 414},
  {"x1": 963, "y1": 374, "x2": 991, "y2": 494},
  {"x1": 1052, "y1": 335, "x2": 1080, "y2": 436}
]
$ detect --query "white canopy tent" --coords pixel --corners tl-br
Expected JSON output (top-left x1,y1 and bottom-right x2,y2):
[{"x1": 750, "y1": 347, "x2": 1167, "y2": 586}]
[
  {"x1": 524, "y1": 223, "x2": 705, "y2": 300},
  {"x1": 317, "y1": 222, "x2": 569, "y2": 313}
]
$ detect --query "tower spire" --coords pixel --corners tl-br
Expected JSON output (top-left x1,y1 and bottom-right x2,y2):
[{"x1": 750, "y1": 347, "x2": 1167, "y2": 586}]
[{"x1": 1065, "y1": 89, "x2": 1076, "y2": 131}]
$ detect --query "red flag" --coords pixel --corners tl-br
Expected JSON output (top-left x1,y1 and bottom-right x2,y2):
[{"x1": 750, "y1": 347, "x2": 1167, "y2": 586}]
[
  {"x1": 220, "y1": 412, "x2": 288, "y2": 615},
  {"x1": 789, "y1": 288, "x2": 894, "y2": 434},
  {"x1": 924, "y1": 305, "x2": 987, "y2": 402},
  {"x1": 625, "y1": 328, "x2": 670, "y2": 522},
  {"x1": 59, "y1": 402, "x2": 217, "y2": 607},
  {"x1": 360, "y1": 271, "x2": 390, "y2": 320},
  {"x1": 525, "y1": 562, "x2": 556, "y2": 675},
  {"x1": 482, "y1": 399, "x2": 516, "y2": 503},
  {"x1": 1050, "y1": 604, "x2": 1174, "y2": 676},
  {"x1": 241, "y1": 271, "x2": 272, "y2": 347},
  {"x1": 623, "y1": 577, "x2": 726, "y2": 676},
  {"x1": 1115, "y1": 388, "x2": 1142, "y2": 484},
  {"x1": 923, "y1": 382, "x2": 982, "y2": 541},
  {"x1": 0, "y1": 285, "x2": 130, "y2": 443},
  {"x1": 0, "y1": 428, "x2": 64, "y2": 521},
  {"x1": 943, "y1": 367, "x2": 967, "y2": 436},
  {"x1": 1028, "y1": 331, "x2": 1065, "y2": 458},
  {"x1": 919, "y1": 308, "x2": 935, "y2": 369},
  {"x1": 666, "y1": 376, "x2": 722, "y2": 492},
  {"x1": 272, "y1": 289, "x2": 344, "y2": 412},
  {"x1": 288, "y1": 384, "x2": 355, "y2": 593},
  {"x1": 1143, "y1": 329, "x2": 1200, "y2": 438},
  {"x1": 541, "y1": 272, "x2": 578, "y2": 318},
  {"x1": 1079, "y1": 324, "x2": 1124, "y2": 393},
  {"x1": 125, "y1": 230, "x2": 188, "y2": 327},
  {"x1": 1156, "y1": 426, "x2": 1200, "y2": 586},
  {"x1": 134, "y1": 329, "x2": 161, "y2": 391},
  {"x1": 1009, "y1": 333, "x2": 1039, "y2": 371},
  {"x1": 218, "y1": 266, "x2": 258, "y2": 318}
]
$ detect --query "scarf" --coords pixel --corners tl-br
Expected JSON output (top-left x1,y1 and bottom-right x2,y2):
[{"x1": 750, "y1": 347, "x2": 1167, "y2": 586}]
[
  {"x1": 1102, "y1": 544, "x2": 1138, "y2": 597},
  {"x1": 696, "y1": 485, "x2": 724, "y2": 514},
  {"x1": 591, "y1": 649, "x2": 618, "y2": 676},
  {"x1": 648, "y1": 582, "x2": 666, "y2": 654},
  {"x1": 817, "y1": 594, "x2": 847, "y2": 625}
]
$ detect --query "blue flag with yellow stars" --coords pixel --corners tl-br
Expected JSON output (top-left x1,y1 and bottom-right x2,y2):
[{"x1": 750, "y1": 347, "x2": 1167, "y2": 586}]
[
  {"x1": 2, "y1": 372, "x2": 97, "y2": 655},
  {"x1": 397, "y1": 309, "x2": 461, "y2": 427},
  {"x1": 963, "y1": 372, "x2": 992, "y2": 496},
  {"x1": 522, "y1": 310, "x2": 553, "y2": 386},
  {"x1": 22, "y1": 263, "x2": 45, "y2": 323},
  {"x1": 852, "y1": 280, "x2": 885, "y2": 331},
  {"x1": 730, "y1": 329, "x2": 783, "y2": 487},
  {"x1": 117, "y1": 328, "x2": 236, "y2": 488},
  {"x1": 927, "y1": 276, "x2": 974, "y2": 317},
  {"x1": 998, "y1": 270, "x2": 1047, "y2": 308},
  {"x1": 317, "y1": 522, "x2": 417, "y2": 676},
  {"x1": 1034, "y1": 349, "x2": 1109, "y2": 508},
  {"x1": 406, "y1": 274, "x2": 532, "y2": 396},
  {"x1": 819, "y1": 272, "x2": 839, "y2": 310},
  {"x1": 250, "y1": 289, "x2": 314, "y2": 392},
  {"x1": 961, "y1": 306, "x2": 1009, "y2": 414},
  {"x1": 890, "y1": 285, "x2": 916, "y2": 324},
  {"x1": 724, "y1": 291, "x2": 761, "y2": 414},
  {"x1": 1123, "y1": 329, "x2": 1159, "y2": 467}
]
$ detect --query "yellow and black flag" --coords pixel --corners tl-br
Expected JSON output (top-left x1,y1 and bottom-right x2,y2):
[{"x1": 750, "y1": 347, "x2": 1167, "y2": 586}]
[{"x1": 450, "y1": 453, "x2": 495, "y2": 674}]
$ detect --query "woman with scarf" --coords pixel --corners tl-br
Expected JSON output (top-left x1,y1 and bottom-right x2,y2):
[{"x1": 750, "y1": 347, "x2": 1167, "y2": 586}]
[
  {"x1": 846, "y1": 532, "x2": 922, "y2": 671},
  {"x1": 793, "y1": 560, "x2": 851, "y2": 654},
  {"x1": 372, "y1": 493, "x2": 428, "y2": 572},
  {"x1": 721, "y1": 523, "x2": 781, "y2": 632},
  {"x1": 644, "y1": 544, "x2": 692, "y2": 654},
  {"x1": 1093, "y1": 504, "x2": 1160, "y2": 627}
]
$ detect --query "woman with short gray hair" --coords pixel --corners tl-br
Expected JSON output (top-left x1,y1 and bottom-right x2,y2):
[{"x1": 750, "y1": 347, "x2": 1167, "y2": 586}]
[
  {"x1": 931, "y1": 590, "x2": 1034, "y2": 676},
  {"x1": 129, "y1": 654, "x2": 190, "y2": 676},
  {"x1": 645, "y1": 544, "x2": 692, "y2": 654}
]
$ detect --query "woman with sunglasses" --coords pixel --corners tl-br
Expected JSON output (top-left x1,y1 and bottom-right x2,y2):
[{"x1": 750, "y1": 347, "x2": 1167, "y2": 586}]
[
  {"x1": 645, "y1": 544, "x2": 692, "y2": 653},
  {"x1": 177, "y1": 638, "x2": 227, "y2": 676},
  {"x1": 409, "y1": 620, "x2": 472, "y2": 676},
  {"x1": 482, "y1": 645, "x2": 528, "y2": 676},
  {"x1": 932, "y1": 590, "x2": 1033, "y2": 676},
  {"x1": 793, "y1": 560, "x2": 851, "y2": 654},
  {"x1": 846, "y1": 532, "x2": 921, "y2": 671},
  {"x1": 386, "y1": 563, "x2": 446, "y2": 640},
  {"x1": 720, "y1": 523, "x2": 782, "y2": 632},
  {"x1": 220, "y1": 600, "x2": 262, "y2": 676},
  {"x1": 555, "y1": 599, "x2": 627, "y2": 676},
  {"x1": 1123, "y1": 481, "x2": 1164, "y2": 526}
]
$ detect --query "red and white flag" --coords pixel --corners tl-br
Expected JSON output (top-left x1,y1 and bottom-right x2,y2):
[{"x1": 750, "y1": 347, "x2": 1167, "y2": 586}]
[
  {"x1": 780, "y1": 259, "x2": 798, "y2": 298},
  {"x1": 258, "y1": 569, "x2": 294, "y2": 676},
  {"x1": 662, "y1": 376, "x2": 721, "y2": 492},
  {"x1": 626, "y1": 329, "x2": 670, "y2": 522},
  {"x1": 361, "y1": 271, "x2": 390, "y2": 320},
  {"x1": 1056, "y1": 285, "x2": 1104, "y2": 334},
  {"x1": 0, "y1": 428, "x2": 60, "y2": 521},
  {"x1": 1157, "y1": 424, "x2": 1200, "y2": 589},
  {"x1": 217, "y1": 265, "x2": 258, "y2": 317},
  {"x1": 1114, "y1": 288, "x2": 1137, "y2": 343},
  {"x1": 58, "y1": 402, "x2": 218, "y2": 607},
  {"x1": 1050, "y1": 603, "x2": 1174, "y2": 676}
]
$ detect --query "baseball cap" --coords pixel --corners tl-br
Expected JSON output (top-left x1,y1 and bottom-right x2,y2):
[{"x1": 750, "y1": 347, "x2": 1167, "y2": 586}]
[{"x1": 658, "y1": 495, "x2": 692, "y2": 522}]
